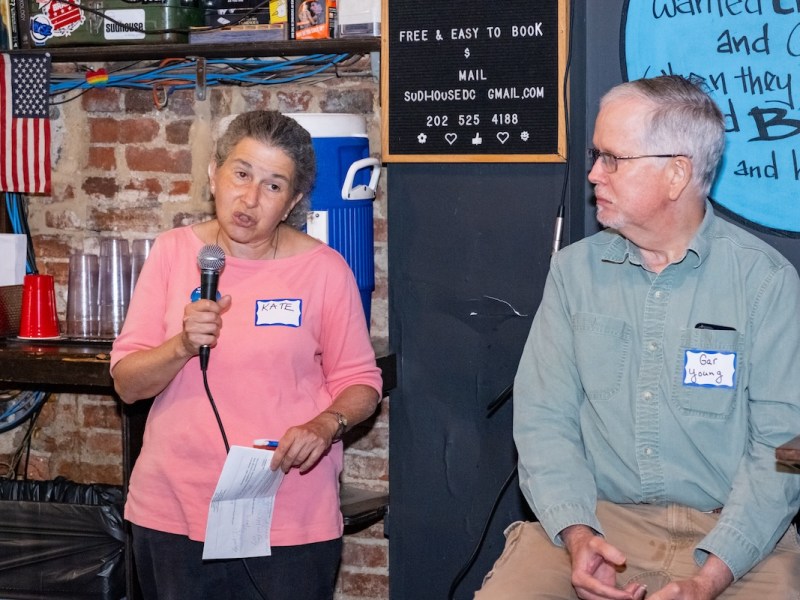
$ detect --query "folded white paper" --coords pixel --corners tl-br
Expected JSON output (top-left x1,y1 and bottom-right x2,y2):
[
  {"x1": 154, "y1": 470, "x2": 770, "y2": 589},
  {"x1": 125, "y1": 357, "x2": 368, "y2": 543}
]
[
  {"x1": 203, "y1": 445, "x2": 285, "y2": 560},
  {"x1": 0, "y1": 235, "x2": 27, "y2": 286}
]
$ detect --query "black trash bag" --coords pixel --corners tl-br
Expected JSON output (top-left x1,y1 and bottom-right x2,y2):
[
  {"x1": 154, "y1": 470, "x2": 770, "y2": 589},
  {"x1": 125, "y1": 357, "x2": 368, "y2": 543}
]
[{"x1": 0, "y1": 476, "x2": 125, "y2": 600}]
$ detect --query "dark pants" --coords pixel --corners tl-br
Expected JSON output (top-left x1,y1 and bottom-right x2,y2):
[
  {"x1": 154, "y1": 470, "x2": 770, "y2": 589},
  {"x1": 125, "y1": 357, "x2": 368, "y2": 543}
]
[{"x1": 131, "y1": 524, "x2": 342, "y2": 600}]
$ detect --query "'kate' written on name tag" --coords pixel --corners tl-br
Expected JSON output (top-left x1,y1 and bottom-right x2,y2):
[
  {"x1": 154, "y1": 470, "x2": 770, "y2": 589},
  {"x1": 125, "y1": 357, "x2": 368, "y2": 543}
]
[
  {"x1": 255, "y1": 299, "x2": 302, "y2": 327},
  {"x1": 683, "y1": 350, "x2": 736, "y2": 388}
]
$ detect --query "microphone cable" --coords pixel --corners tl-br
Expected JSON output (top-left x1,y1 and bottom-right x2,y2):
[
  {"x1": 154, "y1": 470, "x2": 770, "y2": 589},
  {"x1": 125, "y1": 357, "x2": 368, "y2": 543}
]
[
  {"x1": 551, "y1": 0, "x2": 576, "y2": 256},
  {"x1": 200, "y1": 366, "x2": 268, "y2": 600},
  {"x1": 447, "y1": 379, "x2": 518, "y2": 600},
  {"x1": 196, "y1": 243, "x2": 232, "y2": 456},
  {"x1": 447, "y1": 463, "x2": 518, "y2": 600},
  {"x1": 202, "y1": 366, "x2": 230, "y2": 454}
]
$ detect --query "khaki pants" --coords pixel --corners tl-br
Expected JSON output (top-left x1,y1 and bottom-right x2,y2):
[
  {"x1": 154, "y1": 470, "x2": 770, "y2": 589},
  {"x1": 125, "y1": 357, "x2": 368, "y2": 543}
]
[{"x1": 474, "y1": 502, "x2": 800, "y2": 599}]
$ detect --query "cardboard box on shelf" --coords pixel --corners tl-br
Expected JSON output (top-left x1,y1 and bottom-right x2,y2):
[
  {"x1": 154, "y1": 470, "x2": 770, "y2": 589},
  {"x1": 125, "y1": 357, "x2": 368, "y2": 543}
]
[{"x1": 295, "y1": 0, "x2": 334, "y2": 39}]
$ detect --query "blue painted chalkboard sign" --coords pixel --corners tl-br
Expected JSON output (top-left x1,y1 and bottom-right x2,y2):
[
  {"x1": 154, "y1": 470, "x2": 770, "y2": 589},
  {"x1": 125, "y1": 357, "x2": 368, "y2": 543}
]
[{"x1": 623, "y1": 0, "x2": 800, "y2": 233}]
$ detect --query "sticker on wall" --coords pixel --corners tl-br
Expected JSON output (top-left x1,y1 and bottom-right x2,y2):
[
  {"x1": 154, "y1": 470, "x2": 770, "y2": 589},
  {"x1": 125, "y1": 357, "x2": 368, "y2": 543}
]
[{"x1": 622, "y1": 1, "x2": 800, "y2": 234}]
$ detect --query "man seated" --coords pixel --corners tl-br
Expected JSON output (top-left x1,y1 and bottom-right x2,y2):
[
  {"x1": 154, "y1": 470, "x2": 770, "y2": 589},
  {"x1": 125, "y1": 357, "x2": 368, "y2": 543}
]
[{"x1": 475, "y1": 75, "x2": 800, "y2": 600}]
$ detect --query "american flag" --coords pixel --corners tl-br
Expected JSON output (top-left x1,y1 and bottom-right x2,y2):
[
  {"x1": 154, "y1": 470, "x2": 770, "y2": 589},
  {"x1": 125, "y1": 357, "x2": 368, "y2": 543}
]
[{"x1": 0, "y1": 53, "x2": 51, "y2": 195}]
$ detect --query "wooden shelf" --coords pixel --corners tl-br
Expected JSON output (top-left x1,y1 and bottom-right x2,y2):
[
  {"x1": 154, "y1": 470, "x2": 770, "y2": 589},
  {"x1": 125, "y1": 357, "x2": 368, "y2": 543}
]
[
  {"x1": 0, "y1": 338, "x2": 114, "y2": 392},
  {"x1": 0, "y1": 336, "x2": 395, "y2": 397},
  {"x1": 10, "y1": 37, "x2": 380, "y2": 62}
]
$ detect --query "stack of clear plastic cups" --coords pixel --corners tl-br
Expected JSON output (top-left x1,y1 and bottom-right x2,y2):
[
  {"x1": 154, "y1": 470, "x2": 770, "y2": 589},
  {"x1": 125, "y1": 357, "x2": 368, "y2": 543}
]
[
  {"x1": 130, "y1": 238, "x2": 154, "y2": 300},
  {"x1": 66, "y1": 253, "x2": 99, "y2": 339},
  {"x1": 98, "y1": 238, "x2": 131, "y2": 339}
]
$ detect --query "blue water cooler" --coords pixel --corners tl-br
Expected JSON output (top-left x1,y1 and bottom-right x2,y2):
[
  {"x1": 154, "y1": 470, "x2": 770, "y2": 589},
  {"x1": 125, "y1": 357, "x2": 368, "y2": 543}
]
[{"x1": 286, "y1": 113, "x2": 380, "y2": 326}]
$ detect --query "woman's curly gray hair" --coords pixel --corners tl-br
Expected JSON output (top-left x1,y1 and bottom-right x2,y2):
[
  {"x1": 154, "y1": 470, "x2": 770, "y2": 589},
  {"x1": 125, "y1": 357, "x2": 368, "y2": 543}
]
[{"x1": 214, "y1": 111, "x2": 316, "y2": 229}]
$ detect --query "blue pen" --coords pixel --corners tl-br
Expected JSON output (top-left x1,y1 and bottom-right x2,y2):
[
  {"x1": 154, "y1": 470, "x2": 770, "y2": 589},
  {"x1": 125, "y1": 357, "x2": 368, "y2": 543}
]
[{"x1": 253, "y1": 439, "x2": 279, "y2": 450}]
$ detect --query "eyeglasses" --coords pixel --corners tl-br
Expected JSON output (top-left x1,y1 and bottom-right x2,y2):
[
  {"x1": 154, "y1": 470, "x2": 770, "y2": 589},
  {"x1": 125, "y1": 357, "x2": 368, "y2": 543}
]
[{"x1": 587, "y1": 148, "x2": 690, "y2": 173}]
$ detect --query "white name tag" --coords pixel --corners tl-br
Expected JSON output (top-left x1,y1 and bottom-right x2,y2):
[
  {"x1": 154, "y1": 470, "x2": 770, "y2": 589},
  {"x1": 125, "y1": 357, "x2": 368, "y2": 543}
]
[
  {"x1": 255, "y1": 299, "x2": 302, "y2": 327},
  {"x1": 683, "y1": 350, "x2": 736, "y2": 388}
]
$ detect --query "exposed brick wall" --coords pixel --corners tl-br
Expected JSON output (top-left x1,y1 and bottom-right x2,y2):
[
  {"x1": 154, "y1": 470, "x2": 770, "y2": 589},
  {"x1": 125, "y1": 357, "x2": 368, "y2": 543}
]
[{"x1": 0, "y1": 57, "x2": 388, "y2": 600}]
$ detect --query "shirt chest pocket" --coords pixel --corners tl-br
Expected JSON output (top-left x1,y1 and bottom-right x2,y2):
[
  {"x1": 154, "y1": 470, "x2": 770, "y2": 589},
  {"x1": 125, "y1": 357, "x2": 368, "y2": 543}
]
[
  {"x1": 572, "y1": 313, "x2": 631, "y2": 401},
  {"x1": 671, "y1": 328, "x2": 743, "y2": 419}
]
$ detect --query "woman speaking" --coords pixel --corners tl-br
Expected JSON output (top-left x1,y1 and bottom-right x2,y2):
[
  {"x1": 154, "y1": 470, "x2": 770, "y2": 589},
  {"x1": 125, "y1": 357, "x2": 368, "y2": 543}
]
[{"x1": 111, "y1": 110, "x2": 382, "y2": 599}]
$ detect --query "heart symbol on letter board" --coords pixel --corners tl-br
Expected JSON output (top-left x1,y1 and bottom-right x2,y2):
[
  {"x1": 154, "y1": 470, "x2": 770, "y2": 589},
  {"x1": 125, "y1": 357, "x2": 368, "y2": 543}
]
[
  {"x1": 496, "y1": 132, "x2": 510, "y2": 144},
  {"x1": 445, "y1": 133, "x2": 457, "y2": 145}
]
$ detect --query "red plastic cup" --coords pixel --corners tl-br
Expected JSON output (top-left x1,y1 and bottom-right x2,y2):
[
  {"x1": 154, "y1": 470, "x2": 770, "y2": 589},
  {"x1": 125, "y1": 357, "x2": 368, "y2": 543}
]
[{"x1": 18, "y1": 274, "x2": 61, "y2": 339}]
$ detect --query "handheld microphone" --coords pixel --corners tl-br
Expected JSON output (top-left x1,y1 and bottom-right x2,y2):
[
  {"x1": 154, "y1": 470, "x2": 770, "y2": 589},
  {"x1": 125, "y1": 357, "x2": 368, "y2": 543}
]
[
  {"x1": 197, "y1": 244, "x2": 226, "y2": 371},
  {"x1": 551, "y1": 204, "x2": 565, "y2": 255}
]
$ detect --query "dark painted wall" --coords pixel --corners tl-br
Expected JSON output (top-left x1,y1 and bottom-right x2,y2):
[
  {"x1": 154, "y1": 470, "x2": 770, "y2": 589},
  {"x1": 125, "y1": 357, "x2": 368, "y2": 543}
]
[
  {"x1": 387, "y1": 162, "x2": 561, "y2": 599},
  {"x1": 387, "y1": 1, "x2": 800, "y2": 599},
  {"x1": 386, "y1": 3, "x2": 589, "y2": 599}
]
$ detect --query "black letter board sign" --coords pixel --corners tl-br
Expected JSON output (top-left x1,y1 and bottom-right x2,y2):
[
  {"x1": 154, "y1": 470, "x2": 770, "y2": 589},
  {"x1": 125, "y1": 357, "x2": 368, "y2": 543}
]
[{"x1": 381, "y1": 0, "x2": 567, "y2": 163}]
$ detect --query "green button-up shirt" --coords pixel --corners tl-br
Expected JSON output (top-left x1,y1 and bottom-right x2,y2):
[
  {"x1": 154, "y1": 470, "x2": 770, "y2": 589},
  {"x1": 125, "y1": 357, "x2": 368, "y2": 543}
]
[{"x1": 514, "y1": 202, "x2": 800, "y2": 579}]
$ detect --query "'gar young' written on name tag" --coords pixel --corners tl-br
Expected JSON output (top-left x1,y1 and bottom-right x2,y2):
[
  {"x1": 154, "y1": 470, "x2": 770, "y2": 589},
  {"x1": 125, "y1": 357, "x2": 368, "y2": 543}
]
[{"x1": 683, "y1": 350, "x2": 736, "y2": 388}]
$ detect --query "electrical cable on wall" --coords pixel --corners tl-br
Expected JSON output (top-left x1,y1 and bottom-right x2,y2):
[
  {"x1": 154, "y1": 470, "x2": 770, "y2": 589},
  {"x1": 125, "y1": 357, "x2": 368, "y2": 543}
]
[
  {"x1": 0, "y1": 391, "x2": 49, "y2": 479},
  {"x1": 1, "y1": 195, "x2": 48, "y2": 443},
  {"x1": 3, "y1": 193, "x2": 38, "y2": 274},
  {"x1": 0, "y1": 390, "x2": 48, "y2": 436},
  {"x1": 49, "y1": 54, "x2": 365, "y2": 107},
  {"x1": 50, "y1": 54, "x2": 356, "y2": 93},
  {"x1": 551, "y1": 0, "x2": 575, "y2": 256}
]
